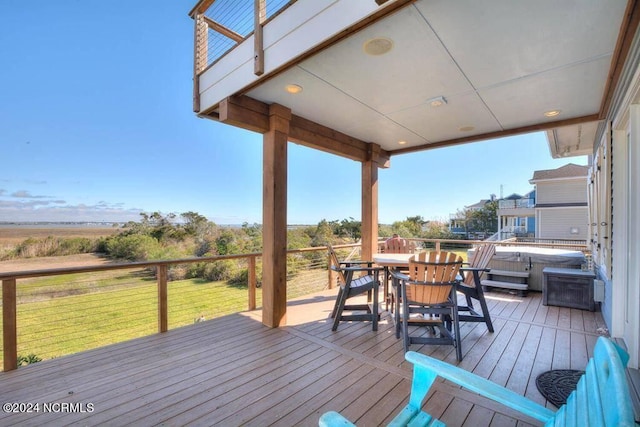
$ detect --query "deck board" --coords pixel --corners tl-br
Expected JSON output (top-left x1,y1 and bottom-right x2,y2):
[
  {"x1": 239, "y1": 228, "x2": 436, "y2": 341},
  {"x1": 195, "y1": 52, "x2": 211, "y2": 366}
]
[{"x1": 0, "y1": 289, "x2": 609, "y2": 426}]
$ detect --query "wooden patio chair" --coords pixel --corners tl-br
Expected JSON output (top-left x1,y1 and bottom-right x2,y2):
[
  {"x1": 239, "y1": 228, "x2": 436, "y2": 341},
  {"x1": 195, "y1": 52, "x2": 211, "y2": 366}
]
[
  {"x1": 384, "y1": 236, "x2": 413, "y2": 254},
  {"x1": 382, "y1": 236, "x2": 413, "y2": 311},
  {"x1": 456, "y1": 244, "x2": 496, "y2": 332},
  {"x1": 328, "y1": 245, "x2": 383, "y2": 331},
  {"x1": 320, "y1": 337, "x2": 636, "y2": 427},
  {"x1": 394, "y1": 251, "x2": 464, "y2": 361}
]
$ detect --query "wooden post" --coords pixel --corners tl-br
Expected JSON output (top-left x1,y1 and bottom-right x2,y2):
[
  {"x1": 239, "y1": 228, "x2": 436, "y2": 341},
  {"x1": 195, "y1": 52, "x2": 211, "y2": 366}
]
[
  {"x1": 2, "y1": 279, "x2": 17, "y2": 371},
  {"x1": 248, "y1": 256, "x2": 257, "y2": 310},
  {"x1": 361, "y1": 146, "x2": 379, "y2": 262},
  {"x1": 262, "y1": 103, "x2": 291, "y2": 327},
  {"x1": 435, "y1": 241, "x2": 441, "y2": 252},
  {"x1": 254, "y1": 0, "x2": 266, "y2": 75},
  {"x1": 193, "y1": 13, "x2": 208, "y2": 113},
  {"x1": 157, "y1": 265, "x2": 168, "y2": 333}
]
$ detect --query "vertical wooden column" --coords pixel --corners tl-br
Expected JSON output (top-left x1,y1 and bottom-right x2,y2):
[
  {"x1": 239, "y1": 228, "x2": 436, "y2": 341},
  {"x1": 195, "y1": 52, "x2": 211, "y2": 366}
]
[
  {"x1": 262, "y1": 104, "x2": 291, "y2": 327},
  {"x1": 248, "y1": 255, "x2": 257, "y2": 310},
  {"x1": 193, "y1": 13, "x2": 208, "y2": 113},
  {"x1": 157, "y1": 264, "x2": 168, "y2": 333},
  {"x1": 254, "y1": 0, "x2": 266, "y2": 76},
  {"x1": 361, "y1": 145, "x2": 380, "y2": 261},
  {"x1": 3, "y1": 278, "x2": 17, "y2": 371}
]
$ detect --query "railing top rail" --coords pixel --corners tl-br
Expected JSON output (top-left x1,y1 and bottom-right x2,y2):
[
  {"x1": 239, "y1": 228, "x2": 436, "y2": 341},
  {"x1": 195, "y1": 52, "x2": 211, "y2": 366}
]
[
  {"x1": 0, "y1": 239, "x2": 589, "y2": 281},
  {"x1": 0, "y1": 243, "x2": 362, "y2": 281}
]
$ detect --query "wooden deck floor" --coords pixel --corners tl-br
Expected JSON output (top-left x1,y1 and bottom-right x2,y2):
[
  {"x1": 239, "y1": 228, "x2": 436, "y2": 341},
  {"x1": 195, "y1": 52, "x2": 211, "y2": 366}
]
[{"x1": 0, "y1": 289, "x2": 607, "y2": 426}]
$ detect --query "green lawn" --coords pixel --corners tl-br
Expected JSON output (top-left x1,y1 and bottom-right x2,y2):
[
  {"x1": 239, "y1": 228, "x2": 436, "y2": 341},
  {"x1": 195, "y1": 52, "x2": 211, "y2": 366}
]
[{"x1": 1, "y1": 267, "x2": 328, "y2": 369}]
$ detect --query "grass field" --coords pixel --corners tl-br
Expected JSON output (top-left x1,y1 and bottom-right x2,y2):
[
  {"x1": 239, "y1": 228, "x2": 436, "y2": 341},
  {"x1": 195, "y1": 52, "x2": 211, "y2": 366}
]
[{"x1": 0, "y1": 227, "x2": 329, "y2": 369}]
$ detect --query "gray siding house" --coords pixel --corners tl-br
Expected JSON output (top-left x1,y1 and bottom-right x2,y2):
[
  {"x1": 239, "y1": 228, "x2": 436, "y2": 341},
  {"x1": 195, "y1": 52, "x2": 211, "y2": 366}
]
[{"x1": 529, "y1": 164, "x2": 589, "y2": 240}]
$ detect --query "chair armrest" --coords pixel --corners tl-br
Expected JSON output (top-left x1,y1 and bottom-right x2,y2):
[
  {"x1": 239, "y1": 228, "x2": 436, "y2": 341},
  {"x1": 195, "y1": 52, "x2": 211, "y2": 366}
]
[
  {"x1": 460, "y1": 267, "x2": 490, "y2": 273},
  {"x1": 331, "y1": 265, "x2": 384, "y2": 274},
  {"x1": 318, "y1": 411, "x2": 355, "y2": 427},
  {"x1": 404, "y1": 351, "x2": 555, "y2": 423},
  {"x1": 389, "y1": 269, "x2": 409, "y2": 281},
  {"x1": 339, "y1": 260, "x2": 373, "y2": 265}
]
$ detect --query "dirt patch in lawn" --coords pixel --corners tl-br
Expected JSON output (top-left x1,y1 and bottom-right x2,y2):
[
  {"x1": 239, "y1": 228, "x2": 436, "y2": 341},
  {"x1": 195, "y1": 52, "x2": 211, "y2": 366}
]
[{"x1": 0, "y1": 253, "x2": 114, "y2": 273}]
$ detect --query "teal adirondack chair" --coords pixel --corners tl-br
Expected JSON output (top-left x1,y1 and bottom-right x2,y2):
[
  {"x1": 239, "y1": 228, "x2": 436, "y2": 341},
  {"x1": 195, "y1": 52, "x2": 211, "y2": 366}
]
[{"x1": 319, "y1": 337, "x2": 637, "y2": 426}]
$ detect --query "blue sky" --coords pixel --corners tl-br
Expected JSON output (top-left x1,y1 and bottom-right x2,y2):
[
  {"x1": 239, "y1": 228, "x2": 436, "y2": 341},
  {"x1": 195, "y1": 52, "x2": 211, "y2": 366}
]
[{"x1": 0, "y1": 1, "x2": 587, "y2": 225}]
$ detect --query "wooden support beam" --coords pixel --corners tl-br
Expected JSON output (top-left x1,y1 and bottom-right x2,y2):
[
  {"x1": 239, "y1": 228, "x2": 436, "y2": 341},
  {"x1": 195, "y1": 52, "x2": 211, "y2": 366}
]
[
  {"x1": 219, "y1": 96, "x2": 269, "y2": 134},
  {"x1": 262, "y1": 103, "x2": 291, "y2": 328},
  {"x1": 391, "y1": 114, "x2": 602, "y2": 156},
  {"x1": 361, "y1": 159, "x2": 379, "y2": 262},
  {"x1": 219, "y1": 96, "x2": 391, "y2": 167},
  {"x1": 202, "y1": 15, "x2": 244, "y2": 43},
  {"x1": 193, "y1": 14, "x2": 209, "y2": 113},
  {"x1": 254, "y1": 0, "x2": 266, "y2": 76},
  {"x1": 3, "y1": 278, "x2": 17, "y2": 371}
]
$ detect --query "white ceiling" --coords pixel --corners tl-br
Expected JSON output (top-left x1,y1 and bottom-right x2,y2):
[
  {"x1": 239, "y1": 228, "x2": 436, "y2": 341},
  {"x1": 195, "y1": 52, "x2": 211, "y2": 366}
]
[{"x1": 243, "y1": 0, "x2": 628, "y2": 156}]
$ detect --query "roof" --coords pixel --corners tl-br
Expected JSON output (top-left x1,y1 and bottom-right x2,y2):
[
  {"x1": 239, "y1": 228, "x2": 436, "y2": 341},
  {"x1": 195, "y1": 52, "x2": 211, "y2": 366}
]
[
  {"x1": 466, "y1": 199, "x2": 490, "y2": 209},
  {"x1": 530, "y1": 163, "x2": 589, "y2": 182}
]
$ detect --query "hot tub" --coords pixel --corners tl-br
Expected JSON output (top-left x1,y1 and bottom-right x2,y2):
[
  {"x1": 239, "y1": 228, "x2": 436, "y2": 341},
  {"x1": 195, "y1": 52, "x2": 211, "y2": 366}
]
[{"x1": 468, "y1": 246, "x2": 586, "y2": 292}]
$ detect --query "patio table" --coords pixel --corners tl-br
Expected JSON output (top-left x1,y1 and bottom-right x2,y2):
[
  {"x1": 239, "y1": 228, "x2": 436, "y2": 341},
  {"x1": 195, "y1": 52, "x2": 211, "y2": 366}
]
[{"x1": 373, "y1": 253, "x2": 415, "y2": 313}]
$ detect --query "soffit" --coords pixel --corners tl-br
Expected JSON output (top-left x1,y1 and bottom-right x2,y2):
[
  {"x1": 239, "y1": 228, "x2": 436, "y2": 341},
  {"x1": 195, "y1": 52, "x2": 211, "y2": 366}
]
[{"x1": 242, "y1": 0, "x2": 628, "y2": 154}]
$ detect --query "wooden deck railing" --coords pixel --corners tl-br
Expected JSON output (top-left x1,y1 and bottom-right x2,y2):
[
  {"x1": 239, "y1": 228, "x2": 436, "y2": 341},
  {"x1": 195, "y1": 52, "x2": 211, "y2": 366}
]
[
  {"x1": 0, "y1": 244, "x2": 358, "y2": 372},
  {"x1": 0, "y1": 238, "x2": 587, "y2": 372}
]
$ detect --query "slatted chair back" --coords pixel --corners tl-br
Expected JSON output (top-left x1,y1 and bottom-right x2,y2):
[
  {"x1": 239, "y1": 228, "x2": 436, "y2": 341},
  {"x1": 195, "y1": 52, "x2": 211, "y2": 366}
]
[
  {"x1": 462, "y1": 244, "x2": 496, "y2": 287},
  {"x1": 405, "y1": 251, "x2": 462, "y2": 304},
  {"x1": 384, "y1": 237, "x2": 413, "y2": 254},
  {"x1": 327, "y1": 244, "x2": 347, "y2": 288}
]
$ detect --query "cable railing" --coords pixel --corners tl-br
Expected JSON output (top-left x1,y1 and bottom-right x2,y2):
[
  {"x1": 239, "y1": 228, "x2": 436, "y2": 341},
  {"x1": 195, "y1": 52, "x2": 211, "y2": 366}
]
[
  {"x1": 1, "y1": 237, "x2": 588, "y2": 371},
  {"x1": 191, "y1": 0, "x2": 295, "y2": 73},
  {"x1": 0, "y1": 244, "x2": 358, "y2": 372}
]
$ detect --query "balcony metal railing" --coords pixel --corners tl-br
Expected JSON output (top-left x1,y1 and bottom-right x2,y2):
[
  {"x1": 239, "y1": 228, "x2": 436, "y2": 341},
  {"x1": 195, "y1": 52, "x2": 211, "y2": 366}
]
[
  {"x1": 498, "y1": 198, "x2": 535, "y2": 209},
  {"x1": 191, "y1": 0, "x2": 294, "y2": 74}
]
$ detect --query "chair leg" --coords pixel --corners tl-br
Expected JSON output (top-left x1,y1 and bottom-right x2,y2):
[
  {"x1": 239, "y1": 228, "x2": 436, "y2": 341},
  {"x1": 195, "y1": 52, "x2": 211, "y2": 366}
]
[
  {"x1": 402, "y1": 298, "x2": 410, "y2": 352},
  {"x1": 475, "y1": 288, "x2": 494, "y2": 333},
  {"x1": 372, "y1": 282, "x2": 379, "y2": 332},
  {"x1": 332, "y1": 287, "x2": 349, "y2": 331},
  {"x1": 452, "y1": 304, "x2": 462, "y2": 361},
  {"x1": 330, "y1": 287, "x2": 345, "y2": 319}
]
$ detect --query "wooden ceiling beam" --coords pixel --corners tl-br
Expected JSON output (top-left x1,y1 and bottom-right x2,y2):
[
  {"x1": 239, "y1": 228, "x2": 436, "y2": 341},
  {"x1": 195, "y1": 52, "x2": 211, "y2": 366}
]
[
  {"x1": 219, "y1": 96, "x2": 391, "y2": 167},
  {"x1": 599, "y1": 0, "x2": 640, "y2": 119},
  {"x1": 391, "y1": 114, "x2": 601, "y2": 155}
]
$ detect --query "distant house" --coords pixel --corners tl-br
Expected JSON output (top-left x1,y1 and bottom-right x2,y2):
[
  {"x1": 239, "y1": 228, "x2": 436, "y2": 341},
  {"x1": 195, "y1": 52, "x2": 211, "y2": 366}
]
[
  {"x1": 529, "y1": 163, "x2": 589, "y2": 240},
  {"x1": 448, "y1": 195, "x2": 497, "y2": 239},
  {"x1": 497, "y1": 191, "x2": 536, "y2": 239}
]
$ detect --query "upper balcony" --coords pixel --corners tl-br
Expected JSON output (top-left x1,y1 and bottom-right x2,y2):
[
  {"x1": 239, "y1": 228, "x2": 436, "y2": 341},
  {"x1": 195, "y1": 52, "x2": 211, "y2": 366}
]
[
  {"x1": 189, "y1": 0, "x2": 629, "y2": 159},
  {"x1": 498, "y1": 199, "x2": 535, "y2": 216}
]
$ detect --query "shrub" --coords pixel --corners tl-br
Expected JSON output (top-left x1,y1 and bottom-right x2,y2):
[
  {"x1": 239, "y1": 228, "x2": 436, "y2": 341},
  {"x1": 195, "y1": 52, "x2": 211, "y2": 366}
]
[{"x1": 104, "y1": 234, "x2": 162, "y2": 261}]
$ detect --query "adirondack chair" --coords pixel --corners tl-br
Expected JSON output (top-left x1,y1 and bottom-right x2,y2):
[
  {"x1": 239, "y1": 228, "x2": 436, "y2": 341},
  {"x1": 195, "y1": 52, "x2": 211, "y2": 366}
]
[
  {"x1": 384, "y1": 236, "x2": 414, "y2": 254},
  {"x1": 328, "y1": 245, "x2": 383, "y2": 331},
  {"x1": 383, "y1": 236, "x2": 413, "y2": 311},
  {"x1": 456, "y1": 244, "x2": 496, "y2": 332},
  {"x1": 394, "y1": 251, "x2": 464, "y2": 361},
  {"x1": 319, "y1": 336, "x2": 637, "y2": 427}
]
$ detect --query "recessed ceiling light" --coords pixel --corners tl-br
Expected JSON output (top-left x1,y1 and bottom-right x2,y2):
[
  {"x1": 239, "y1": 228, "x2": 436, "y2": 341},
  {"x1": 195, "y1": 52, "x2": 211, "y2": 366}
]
[
  {"x1": 398, "y1": 140, "x2": 407, "y2": 145},
  {"x1": 459, "y1": 126, "x2": 475, "y2": 132},
  {"x1": 285, "y1": 84, "x2": 303, "y2": 94},
  {"x1": 363, "y1": 38, "x2": 393, "y2": 56},
  {"x1": 427, "y1": 96, "x2": 447, "y2": 107},
  {"x1": 544, "y1": 109, "x2": 561, "y2": 117}
]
